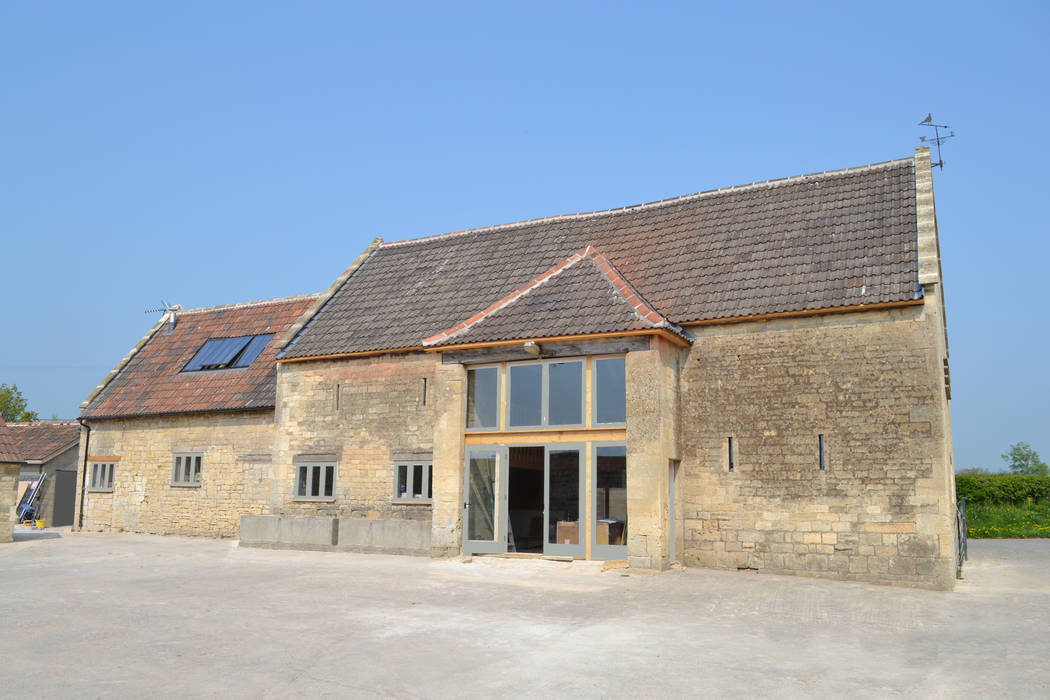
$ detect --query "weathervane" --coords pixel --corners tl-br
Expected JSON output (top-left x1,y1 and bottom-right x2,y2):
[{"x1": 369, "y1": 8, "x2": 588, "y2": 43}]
[{"x1": 918, "y1": 113, "x2": 954, "y2": 169}]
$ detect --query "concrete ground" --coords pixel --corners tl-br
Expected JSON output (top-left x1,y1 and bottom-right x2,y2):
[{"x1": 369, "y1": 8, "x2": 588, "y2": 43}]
[{"x1": 1, "y1": 531, "x2": 1047, "y2": 699}]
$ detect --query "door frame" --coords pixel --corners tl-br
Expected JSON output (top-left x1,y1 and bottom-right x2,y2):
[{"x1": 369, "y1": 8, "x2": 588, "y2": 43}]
[
  {"x1": 542, "y1": 442, "x2": 587, "y2": 558},
  {"x1": 463, "y1": 444, "x2": 506, "y2": 555}
]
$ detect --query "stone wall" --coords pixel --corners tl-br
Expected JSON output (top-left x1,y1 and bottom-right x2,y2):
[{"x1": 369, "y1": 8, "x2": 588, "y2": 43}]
[
  {"x1": 273, "y1": 352, "x2": 438, "y2": 522},
  {"x1": 1, "y1": 463, "x2": 18, "y2": 542},
  {"x1": 76, "y1": 412, "x2": 275, "y2": 537},
  {"x1": 678, "y1": 302, "x2": 956, "y2": 589}
]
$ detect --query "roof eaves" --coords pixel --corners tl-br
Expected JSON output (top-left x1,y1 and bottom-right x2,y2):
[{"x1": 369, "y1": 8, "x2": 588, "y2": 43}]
[{"x1": 276, "y1": 237, "x2": 384, "y2": 358}]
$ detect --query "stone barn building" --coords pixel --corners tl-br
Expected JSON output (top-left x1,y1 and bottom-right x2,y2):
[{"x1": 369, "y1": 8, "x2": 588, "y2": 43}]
[{"x1": 78, "y1": 147, "x2": 956, "y2": 588}]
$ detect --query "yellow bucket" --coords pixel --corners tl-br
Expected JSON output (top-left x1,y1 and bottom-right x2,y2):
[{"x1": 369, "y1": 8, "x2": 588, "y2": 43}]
[{"x1": 34, "y1": 519, "x2": 45, "y2": 528}]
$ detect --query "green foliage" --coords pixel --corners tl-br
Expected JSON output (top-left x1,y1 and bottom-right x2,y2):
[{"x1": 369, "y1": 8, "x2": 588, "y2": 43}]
[
  {"x1": 956, "y1": 473, "x2": 1050, "y2": 505},
  {"x1": 0, "y1": 383, "x2": 38, "y2": 423},
  {"x1": 966, "y1": 501, "x2": 1050, "y2": 538},
  {"x1": 1001, "y1": 441, "x2": 1049, "y2": 476}
]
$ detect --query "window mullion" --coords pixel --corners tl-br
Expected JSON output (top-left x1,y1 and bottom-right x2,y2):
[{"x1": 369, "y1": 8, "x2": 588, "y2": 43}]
[{"x1": 541, "y1": 362, "x2": 549, "y2": 427}]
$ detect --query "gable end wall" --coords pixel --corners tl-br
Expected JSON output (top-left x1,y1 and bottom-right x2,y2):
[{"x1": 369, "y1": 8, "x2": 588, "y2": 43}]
[{"x1": 679, "y1": 302, "x2": 955, "y2": 589}]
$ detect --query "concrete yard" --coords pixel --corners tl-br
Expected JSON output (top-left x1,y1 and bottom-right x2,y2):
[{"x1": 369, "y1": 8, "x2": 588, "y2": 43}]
[{"x1": 1, "y1": 532, "x2": 1047, "y2": 699}]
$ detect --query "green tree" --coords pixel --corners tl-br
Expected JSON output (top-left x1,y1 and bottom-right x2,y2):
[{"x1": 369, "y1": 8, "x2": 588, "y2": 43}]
[
  {"x1": 0, "y1": 383, "x2": 39, "y2": 422},
  {"x1": 1001, "y1": 442, "x2": 1049, "y2": 476}
]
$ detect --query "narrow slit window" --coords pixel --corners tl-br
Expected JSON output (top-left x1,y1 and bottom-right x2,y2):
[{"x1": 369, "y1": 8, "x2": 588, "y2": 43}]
[
  {"x1": 819, "y1": 434, "x2": 826, "y2": 471},
  {"x1": 728, "y1": 437, "x2": 734, "y2": 472},
  {"x1": 421, "y1": 377, "x2": 427, "y2": 406}
]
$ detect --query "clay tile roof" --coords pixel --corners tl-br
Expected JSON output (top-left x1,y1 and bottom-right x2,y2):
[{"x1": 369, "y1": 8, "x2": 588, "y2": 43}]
[
  {"x1": 0, "y1": 418, "x2": 24, "y2": 464},
  {"x1": 279, "y1": 156, "x2": 920, "y2": 359},
  {"x1": 423, "y1": 246, "x2": 687, "y2": 347},
  {"x1": 6, "y1": 421, "x2": 79, "y2": 463},
  {"x1": 81, "y1": 294, "x2": 320, "y2": 420}
]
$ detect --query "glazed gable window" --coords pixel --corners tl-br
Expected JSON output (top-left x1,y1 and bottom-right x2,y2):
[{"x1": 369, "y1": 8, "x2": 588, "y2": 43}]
[
  {"x1": 466, "y1": 366, "x2": 500, "y2": 430},
  {"x1": 592, "y1": 356, "x2": 626, "y2": 425},
  {"x1": 508, "y1": 359, "x2": 584, "y2": 429}
]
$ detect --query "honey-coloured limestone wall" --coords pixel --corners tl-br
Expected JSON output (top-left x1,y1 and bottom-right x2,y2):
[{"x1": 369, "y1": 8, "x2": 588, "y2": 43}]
[
  {"x1": 272, "y1": 352, "x2": 438, "y2": 521},
  {"x1": 1, "y1": 463, "x2": 19, "y2": 542},
  {"x1": 75, "y1": 412, "x2": 276, "y2": 537},
  {"x1": 678, "y1": 302, "x2": 956, "y2": 589}
]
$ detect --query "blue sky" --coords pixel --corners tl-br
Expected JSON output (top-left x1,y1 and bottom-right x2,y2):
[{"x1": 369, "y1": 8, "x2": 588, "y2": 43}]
[{"x1": 1, "y1": 2, "x2": 1046, "y2": 471}]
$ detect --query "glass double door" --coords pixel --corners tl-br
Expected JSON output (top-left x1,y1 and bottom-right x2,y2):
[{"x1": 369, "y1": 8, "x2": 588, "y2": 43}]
[{"x1": 463, "y1": 443, "x2": 585, "y2": 557}]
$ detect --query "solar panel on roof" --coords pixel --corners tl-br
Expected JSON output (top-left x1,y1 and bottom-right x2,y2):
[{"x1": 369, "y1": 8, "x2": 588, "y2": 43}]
[
  {"x1": 232, "y1": 334, "x2": 273, "y2": 368},
  {"x1": 184, "y1": 336, "x2": 253, "y2": 371}
]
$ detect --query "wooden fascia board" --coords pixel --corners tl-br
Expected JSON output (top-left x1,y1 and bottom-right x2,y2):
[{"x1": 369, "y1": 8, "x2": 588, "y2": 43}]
[
  {"x1": 424, "y1": 328, "x2": 691, "y2": 352},
  {"x1": 276, "y1": 346, "x2": 426, "y2": 364}
]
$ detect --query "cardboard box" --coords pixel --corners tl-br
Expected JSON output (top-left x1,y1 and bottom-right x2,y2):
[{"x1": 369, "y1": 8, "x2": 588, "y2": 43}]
[{"x1": 556, "y1": 520, "x2": 579, "y2": 545}]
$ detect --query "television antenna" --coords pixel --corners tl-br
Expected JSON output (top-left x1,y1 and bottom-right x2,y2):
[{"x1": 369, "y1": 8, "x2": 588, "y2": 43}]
[
  {"x1": 918, "y1": 113, "x2": 954, "y2": 169},
  {"x1": 144, "y1": 300, "x2": 182, "y2": 333}
]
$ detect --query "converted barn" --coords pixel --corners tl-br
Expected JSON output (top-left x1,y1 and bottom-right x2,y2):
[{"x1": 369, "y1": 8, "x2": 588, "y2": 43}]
[{"x1": 78, "y1": 147, "x2": 956, "y2": 588}]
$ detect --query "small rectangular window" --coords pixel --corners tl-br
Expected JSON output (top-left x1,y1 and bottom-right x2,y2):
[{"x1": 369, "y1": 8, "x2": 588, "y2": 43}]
[
  {"x1": 819, "y1": 434, "x2": 826, "y2": 471},
  {"x1": 295, "y1": 462, "x2": 337, "y2": 500},
  {"x1": 393, "y1": 462, "x2": 433, "y2": 502},
  {"x1": 171, "y1": 453, "x2": 203, "y2": 486},
  {"x1": 89, "y1": 462, "x2": 115, "y2": 492},
  {"x1": 728, "y1": 437, "x2": 734, "y2": 472},
  {"x1": 466, "y1": 366, "x2": 500, "y2": 430}
]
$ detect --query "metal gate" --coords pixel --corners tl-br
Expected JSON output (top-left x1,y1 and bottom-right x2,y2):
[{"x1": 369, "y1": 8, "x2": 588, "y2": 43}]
[{"x1": 955, "y1": 498, "x2": 968, "y2": 578}]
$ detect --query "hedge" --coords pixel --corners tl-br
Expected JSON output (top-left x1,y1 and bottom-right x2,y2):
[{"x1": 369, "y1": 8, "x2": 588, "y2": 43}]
[{"x1": 956, "y1": 474, "x2": 1050, "y2": 505}]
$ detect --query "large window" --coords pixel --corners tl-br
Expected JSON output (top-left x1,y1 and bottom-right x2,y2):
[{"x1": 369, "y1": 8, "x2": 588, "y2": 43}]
[
  {"x1": 394, "y1": 461, "x2": 433, "y2": 501},
  {"x1": 466, "y1": 366, "x2": 500, "y2": 430},
  {"x1": 592, "y1": 356, "x2": 626, "y2": 425},
  {"x1": 171, "y1": 453, "x2": 202, "y2": 486},
  {"x1": 296, "y1": 462, "x2": 336, "y2": 499},
  {"x1": 508, "y1": 360, "x2": 584, "y2": 429},
  {"x1": 89, "y1": 462, "x2": 115, "y2": 492}
]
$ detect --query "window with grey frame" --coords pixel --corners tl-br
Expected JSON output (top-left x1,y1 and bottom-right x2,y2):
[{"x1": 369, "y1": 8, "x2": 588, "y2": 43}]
[
  {"x1": 89, "y1": 462, "x2": 115, "y2": 492},
  {"x1": 171, "y1": 453, "x2": 202, "y2": 486},
  {"x1": 508, "y1": 359, "x2": 584, "y2": 429},
  {"x1": 393, "y1": 461, "x2": 433, "y2": 501},
  {"x1": 466, "y1": 366, "x2": 501, "y2": 430},
  {"x1": 592, "y1": 356, "x2": 626, "y2": 425},
  {"x1": 296, "y1": 462, "x2": 336, "y2": 499}
]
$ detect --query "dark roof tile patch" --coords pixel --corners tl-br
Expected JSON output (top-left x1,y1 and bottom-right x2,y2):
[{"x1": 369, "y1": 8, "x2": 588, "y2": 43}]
[
  {"x1": 281, "y1": 157, "x2": 920, "y2": 358},
  {"x1": 82, "y1": 295, "x2": 318, "y2": 420}
]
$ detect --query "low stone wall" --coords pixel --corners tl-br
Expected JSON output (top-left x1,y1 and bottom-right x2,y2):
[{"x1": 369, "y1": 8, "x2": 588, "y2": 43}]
[{"x1": 240, "y1": 514, "x2": 430, "y2": 556}]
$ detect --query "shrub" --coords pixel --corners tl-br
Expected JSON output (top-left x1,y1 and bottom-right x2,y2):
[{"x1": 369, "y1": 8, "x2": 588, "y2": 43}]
[{"x1": 956, "y1": 473, "x2": 1050, "y2": 506}]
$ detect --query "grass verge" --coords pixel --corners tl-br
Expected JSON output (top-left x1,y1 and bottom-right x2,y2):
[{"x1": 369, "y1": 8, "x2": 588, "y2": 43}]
[{"x1": 966, "y1": 501, "x2": 1050, "y2": 538}]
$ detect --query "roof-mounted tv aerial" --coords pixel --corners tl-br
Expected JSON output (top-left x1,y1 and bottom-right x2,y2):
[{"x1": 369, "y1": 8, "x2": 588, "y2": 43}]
[
  {"x1": 918, "y1": 113, "x2": 955, "y2": 169},
  {"x1": 144, "y1": 300, "x2": 182, "y2": 334}
]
